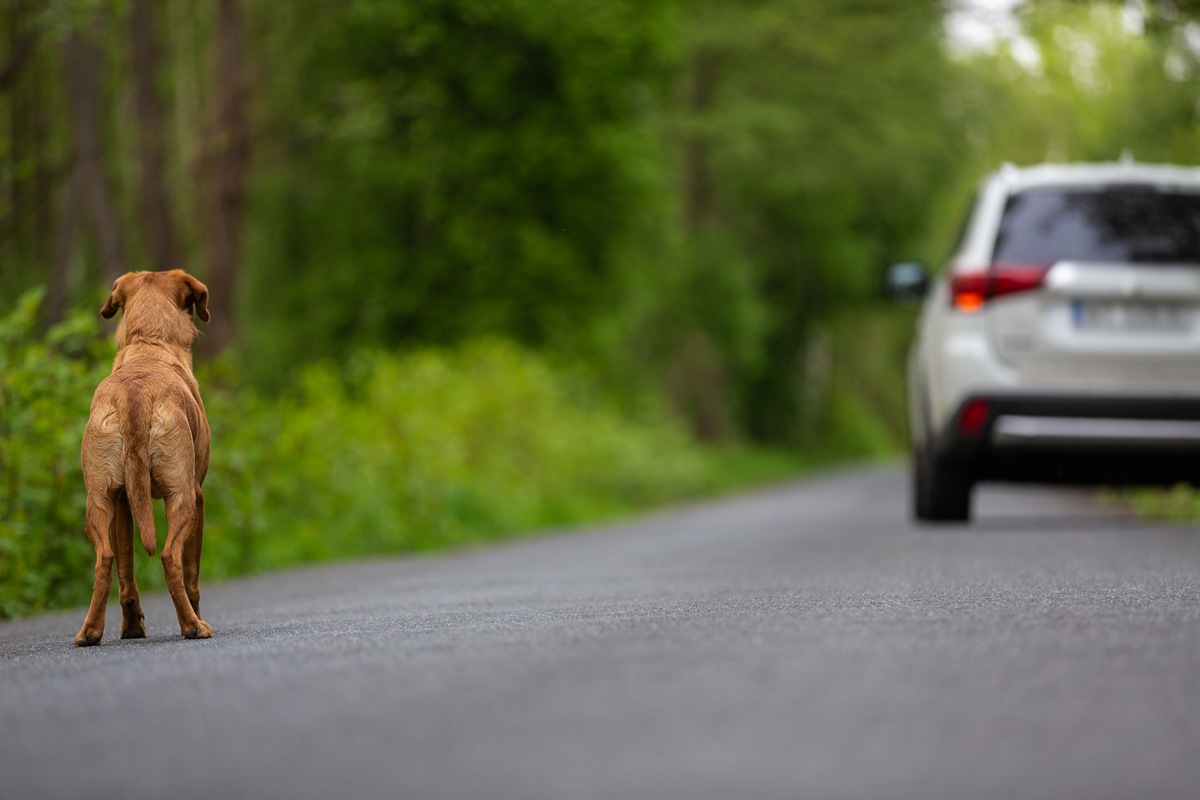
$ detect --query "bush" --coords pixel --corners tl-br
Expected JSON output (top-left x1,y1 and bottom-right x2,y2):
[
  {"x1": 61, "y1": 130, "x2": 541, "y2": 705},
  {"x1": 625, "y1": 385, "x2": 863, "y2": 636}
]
[
  {"x1": 1120, "y1": 484, "x2": 1200, "y2": 523},
  {"x1": 199, "y1": 341, "x2": 719, "y2": 574},
  {"x1": 0, "y1": 290, "x2": 115, "y2": 617}
]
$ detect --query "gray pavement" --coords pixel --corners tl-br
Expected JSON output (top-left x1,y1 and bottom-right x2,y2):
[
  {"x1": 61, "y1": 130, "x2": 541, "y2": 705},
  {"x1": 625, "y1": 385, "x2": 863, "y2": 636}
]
[{"x1": 2, "y1": 466, "x2": 1198, "y2": 800}]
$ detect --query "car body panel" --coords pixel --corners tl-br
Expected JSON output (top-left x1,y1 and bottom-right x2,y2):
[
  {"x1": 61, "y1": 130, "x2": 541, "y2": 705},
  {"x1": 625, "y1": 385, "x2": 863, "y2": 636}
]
[{"x1": 989, "y1": 265, "x2": 1200, "y2": 389}]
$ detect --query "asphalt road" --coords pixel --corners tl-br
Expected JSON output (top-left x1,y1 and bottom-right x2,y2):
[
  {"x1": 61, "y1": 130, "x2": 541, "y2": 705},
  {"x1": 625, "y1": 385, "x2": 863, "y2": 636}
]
[{"x1": 2, "y1": 466, "x2": 1199, "y2": 800}]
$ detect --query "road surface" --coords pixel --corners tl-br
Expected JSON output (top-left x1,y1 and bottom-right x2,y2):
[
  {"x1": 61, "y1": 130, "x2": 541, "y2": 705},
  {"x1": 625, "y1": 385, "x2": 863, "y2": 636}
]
[{"x1": 2, "y1": 466, "x2": 1198, "y2": 800}]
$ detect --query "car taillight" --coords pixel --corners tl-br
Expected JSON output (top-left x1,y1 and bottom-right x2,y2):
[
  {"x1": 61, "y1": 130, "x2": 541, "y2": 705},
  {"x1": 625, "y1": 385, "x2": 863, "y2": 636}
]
[
  {"x1": 950, "y1": 274, "x2": 989, "y2": 313},
  {"x1": 950, "y1": 263, "x2": 1051, "y2": 312},
  {"x1": 957, "y1": 398, "x2": 990, "y2": 437}
]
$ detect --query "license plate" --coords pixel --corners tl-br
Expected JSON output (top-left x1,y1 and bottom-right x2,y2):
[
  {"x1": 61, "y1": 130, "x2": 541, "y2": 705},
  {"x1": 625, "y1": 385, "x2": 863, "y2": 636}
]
[{"x1": 1071, "y1": 300, "x2": 1193, "y2": 333}]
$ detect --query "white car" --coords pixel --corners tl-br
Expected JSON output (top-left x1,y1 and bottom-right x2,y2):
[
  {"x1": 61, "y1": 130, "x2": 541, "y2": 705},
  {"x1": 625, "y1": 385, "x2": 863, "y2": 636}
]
[{"x1": 885, "y1": 159, "x2": 1200, "y2": 522}]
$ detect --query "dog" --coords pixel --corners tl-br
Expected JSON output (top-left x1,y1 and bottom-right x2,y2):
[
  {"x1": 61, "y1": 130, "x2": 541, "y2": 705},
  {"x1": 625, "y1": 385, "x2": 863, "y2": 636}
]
[{"x1": 75, "y1": 270, "x2": 213, "y2": 646}]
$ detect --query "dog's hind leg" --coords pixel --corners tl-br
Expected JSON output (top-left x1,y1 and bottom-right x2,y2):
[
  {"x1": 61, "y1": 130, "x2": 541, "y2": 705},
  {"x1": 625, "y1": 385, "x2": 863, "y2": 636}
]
[
  {"x1": 182, "y1": 487, "x2": 204, "y2": 617},
  {"x1": 163, "y1": 490, "x2": 212, "y2": 640},
  {"x1": 112, "y1": 491, "x2": 146, "y2": 639},
  {"x1": 74, "y1": 494, "x2": 115, "y2": 646}
]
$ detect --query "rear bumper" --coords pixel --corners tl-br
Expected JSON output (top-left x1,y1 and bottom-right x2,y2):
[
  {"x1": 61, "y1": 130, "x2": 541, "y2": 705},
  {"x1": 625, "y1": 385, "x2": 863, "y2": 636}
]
[
  {"x1": 933, "y1": 393, "x2": 1200, "y2": 486},
  {"x1": 992, "y1": 416, "x2": 1200, "y2": 449}
]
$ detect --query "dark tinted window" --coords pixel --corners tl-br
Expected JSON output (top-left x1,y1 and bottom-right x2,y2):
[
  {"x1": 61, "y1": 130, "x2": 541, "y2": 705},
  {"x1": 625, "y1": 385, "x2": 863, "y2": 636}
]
[{"x1": 992, "y1": 186, "x2": 1200, "y2": 264}]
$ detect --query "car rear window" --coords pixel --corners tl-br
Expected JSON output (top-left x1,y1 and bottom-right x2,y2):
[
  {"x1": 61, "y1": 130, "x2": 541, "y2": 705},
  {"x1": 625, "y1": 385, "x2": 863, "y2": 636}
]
[{"x1": 992, "y1": 186, "x2": 1200, "y2": 264}]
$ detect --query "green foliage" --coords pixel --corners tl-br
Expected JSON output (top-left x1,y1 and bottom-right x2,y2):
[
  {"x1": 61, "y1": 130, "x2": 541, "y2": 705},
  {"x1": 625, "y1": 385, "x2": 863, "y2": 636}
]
[
  {"x1": 657, "y1": 0, "x2": 956, "y2": 441},
  {"x1": 0, "y1": 289, "x2": 114, "y2": 618},
  {"x1": 1122, "y1": 484, "x2": 1200, "y2": 523},
  {"x1": 243, "y1": 0, "x2": 681, "y2": 388},
  {"x1": 201, "y1": 340, "x2": 726, "y2": 574},
  {"x1": 819, "y1": 306, "x2": 915, "y2": 457},
  {"x1": 948, "y1": 2, "x2": 1200, "y2": 180}
]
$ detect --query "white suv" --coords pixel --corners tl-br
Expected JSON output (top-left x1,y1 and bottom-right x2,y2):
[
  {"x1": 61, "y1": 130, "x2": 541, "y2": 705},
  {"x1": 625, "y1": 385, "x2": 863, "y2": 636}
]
[{"x1": 885, "y1": 159, "x2": 1200, "y2": 522}]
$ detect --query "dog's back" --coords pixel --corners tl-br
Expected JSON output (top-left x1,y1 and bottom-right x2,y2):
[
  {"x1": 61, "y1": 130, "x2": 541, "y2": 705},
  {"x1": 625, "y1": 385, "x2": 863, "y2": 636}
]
[{"x1": 83, "y1": 351, "x2": 208, "y2": 556}]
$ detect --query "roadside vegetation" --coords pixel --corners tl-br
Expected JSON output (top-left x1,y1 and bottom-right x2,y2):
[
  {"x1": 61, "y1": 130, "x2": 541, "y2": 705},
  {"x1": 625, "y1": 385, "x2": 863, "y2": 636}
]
[
  {"x1": 1, "y1": 291, "x2": 815, "y2": 618},
  {"x1": 4, "y1": 1, "x2": 1200, "y2": 618},
  {"x1": 1114, "y1": 486, "x2": 1200, "y2": 525}
]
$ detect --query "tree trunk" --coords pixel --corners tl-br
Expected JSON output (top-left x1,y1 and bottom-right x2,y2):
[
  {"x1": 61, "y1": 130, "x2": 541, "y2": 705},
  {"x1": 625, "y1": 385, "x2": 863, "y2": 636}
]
[
  {"x1": 197, "y1": 0, "x2": 250, "y2": 354},
  {"x1": 47, "y1": 167, "x2": 82, "y2": 325},
  {"x1": 671, "y1": 47, "x2": 728, "y2": 441},
  {"x1": 62, "y1": 16, "x2": 126, "y2": 287},
  {"x1": 4, "y1": 6, "x2": 25, "y2": 267},
  {"x1": 0, "y1": 26, "x2": 37, "y2": 92},
  {"x1": 130, "y1": 0, "x2": 180, "y2": 270},
  {"x1": 683, "y1": 49, "x2": 720, "y2": 232}
]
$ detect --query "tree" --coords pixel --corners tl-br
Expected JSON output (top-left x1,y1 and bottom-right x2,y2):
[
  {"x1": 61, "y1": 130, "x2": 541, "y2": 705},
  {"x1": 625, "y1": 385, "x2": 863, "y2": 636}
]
[
  {"x1": 663, "y1": 0, "x2": 956, "y2": 441},
  {"x1": 130, "y1": 0, "x2": 181, "y2": 271},
  {"x1": 62, "y1": 12, "x2": 126, "y2": 288},
  {"x1": 198, "y1": 0, "x2": 251, "y2": 354},
  {"x1": 2, "y1": 1, "x2": 59, "y2": 315},
  {"x1": 239, "y1": 0, "x2": 680, "y2": 386}
]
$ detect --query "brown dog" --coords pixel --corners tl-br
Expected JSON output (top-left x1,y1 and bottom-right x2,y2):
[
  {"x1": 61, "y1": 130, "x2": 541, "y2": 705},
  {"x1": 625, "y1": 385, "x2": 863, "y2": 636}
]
[{"x1": 75, "y1": 270, "x2": 213, "y2": 646}]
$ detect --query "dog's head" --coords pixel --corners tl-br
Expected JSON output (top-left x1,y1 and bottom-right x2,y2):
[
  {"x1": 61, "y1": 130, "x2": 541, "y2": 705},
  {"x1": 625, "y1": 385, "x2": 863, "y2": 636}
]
[{"x1": 101, "y1": 270, "x2": 210, "y2": 349}]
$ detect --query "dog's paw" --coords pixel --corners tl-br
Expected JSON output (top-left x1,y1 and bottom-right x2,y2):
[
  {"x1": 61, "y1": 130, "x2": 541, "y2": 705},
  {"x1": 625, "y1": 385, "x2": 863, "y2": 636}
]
[
  {"x1": 73, "y1": 628, "x2": 103, "y2": 647},
  {"x1": 182, "y1": 619, "x2": 214, "y2": 640},
  {"x1": 120, "y1": 621, "x2": 146, "y2": 639},
  {"x1": 120, "y1": 600, "x2": 145, "y2": 637}
]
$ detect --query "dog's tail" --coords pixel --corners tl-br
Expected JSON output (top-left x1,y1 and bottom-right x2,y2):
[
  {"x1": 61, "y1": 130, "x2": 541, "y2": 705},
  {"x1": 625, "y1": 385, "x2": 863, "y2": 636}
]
[{"x1": 121, "y1": 392, "x2": 158, "y2": 557}]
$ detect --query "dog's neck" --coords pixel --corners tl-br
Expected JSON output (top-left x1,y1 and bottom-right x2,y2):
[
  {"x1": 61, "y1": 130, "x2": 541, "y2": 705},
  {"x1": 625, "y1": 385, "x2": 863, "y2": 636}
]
[
  {"x1": 113, "y1": 303, "x2": 199, "y2": 376},
  {"x1": 113, "y1": 338, "x2": 196, "y2": 377}
]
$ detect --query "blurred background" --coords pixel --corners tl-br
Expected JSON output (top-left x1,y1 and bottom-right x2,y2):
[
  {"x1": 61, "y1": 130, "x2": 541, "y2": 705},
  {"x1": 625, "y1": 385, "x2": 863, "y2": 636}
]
[{"x1": 3, "y1": 0, "x2": 1200, "y2": 616}]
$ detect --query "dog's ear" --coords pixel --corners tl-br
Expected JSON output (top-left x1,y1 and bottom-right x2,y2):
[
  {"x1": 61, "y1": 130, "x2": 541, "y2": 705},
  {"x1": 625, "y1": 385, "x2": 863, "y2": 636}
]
[
  {"x1": 100, "y1": 279, "x2": 125, "y2": 319},
  {"x1": 181, "y1": 274, "x2": 210, "y2": 323}
]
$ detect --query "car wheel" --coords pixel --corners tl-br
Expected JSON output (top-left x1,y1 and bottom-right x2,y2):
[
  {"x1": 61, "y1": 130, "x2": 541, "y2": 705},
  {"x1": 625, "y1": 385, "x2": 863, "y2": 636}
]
[{"x1": 912, "y1": 445, "x2": 972, "y2": 523}]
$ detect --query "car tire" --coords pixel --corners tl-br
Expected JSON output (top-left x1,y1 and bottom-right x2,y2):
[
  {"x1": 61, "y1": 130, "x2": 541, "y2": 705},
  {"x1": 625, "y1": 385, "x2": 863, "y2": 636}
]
[{"x1": 913, "y1": 445, "x2": 972, "y2": 523}]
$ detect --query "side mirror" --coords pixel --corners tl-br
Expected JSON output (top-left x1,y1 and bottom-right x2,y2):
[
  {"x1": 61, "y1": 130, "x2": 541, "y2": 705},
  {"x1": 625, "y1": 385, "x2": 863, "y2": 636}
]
[{"x1": 882, "y1": 262, "x2": 930, "y2": 302}]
